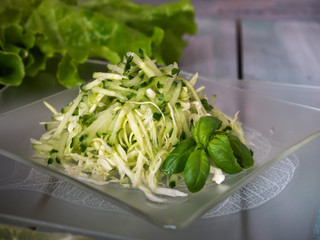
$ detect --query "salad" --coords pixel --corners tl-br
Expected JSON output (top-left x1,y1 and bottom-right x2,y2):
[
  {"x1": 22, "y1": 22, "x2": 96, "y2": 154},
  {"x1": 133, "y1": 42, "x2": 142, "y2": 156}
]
[{"x1": 31, "y1": 50, "x2": 254, "y2": 203}]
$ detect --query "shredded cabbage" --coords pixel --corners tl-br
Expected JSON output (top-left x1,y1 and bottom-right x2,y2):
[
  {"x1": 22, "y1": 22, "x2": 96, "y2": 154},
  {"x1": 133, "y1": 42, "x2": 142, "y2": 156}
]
[{"x1": 32, "y1": 51, "x2": 246, "y2": 202}]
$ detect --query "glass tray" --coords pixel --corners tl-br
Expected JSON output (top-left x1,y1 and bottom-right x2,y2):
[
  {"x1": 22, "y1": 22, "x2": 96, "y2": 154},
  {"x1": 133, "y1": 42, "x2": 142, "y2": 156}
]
[{"x1": 0, "y1": 73, "x2": 319, "y2": 230}]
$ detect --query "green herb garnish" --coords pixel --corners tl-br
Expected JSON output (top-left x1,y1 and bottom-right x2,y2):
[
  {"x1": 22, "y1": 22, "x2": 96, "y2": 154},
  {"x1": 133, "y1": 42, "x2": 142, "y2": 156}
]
[{"x1": 162, "y1": 115, "x2": 254, "y2": 193}]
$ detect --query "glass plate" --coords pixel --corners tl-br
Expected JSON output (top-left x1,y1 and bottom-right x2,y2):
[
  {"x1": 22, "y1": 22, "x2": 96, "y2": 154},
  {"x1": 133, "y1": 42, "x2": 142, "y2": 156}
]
[{"x1": 0, "y1": 73, "x2": 319, "y2": 230}]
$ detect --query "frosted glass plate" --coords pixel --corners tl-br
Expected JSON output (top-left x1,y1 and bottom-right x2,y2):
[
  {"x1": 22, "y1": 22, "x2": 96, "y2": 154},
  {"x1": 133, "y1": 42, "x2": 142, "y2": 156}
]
[{"x1": 0, "y1": 73, "x2": 319, "y2": 230}]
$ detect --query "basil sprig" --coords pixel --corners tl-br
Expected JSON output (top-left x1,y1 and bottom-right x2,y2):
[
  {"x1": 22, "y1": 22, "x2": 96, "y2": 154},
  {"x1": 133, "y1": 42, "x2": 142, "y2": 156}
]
[{"x1": 162, "y1": 115, "x2": 254, "y2": 193}]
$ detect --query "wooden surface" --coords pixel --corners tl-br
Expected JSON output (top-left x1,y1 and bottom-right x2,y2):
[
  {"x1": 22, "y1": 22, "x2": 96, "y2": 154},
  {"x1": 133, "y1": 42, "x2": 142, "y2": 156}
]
[
  {"x1": 193, "y1": 0, "x2": 320, "y2": 20},
  {"x1": 180, "y1": 17, "x2": 320, "y2": 87},
  {"x1": 180, "y1": 18, "x2": 237, "y2": 79},
  {"x1": 242, "y1": 20, "x2": 320, "y2": 85}
]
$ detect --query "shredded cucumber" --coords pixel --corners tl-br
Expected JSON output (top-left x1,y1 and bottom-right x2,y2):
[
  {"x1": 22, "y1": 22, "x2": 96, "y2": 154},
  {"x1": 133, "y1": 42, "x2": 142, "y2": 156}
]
[{"x1": 32, "y1": 51, "x2": 246, "y2": 202}]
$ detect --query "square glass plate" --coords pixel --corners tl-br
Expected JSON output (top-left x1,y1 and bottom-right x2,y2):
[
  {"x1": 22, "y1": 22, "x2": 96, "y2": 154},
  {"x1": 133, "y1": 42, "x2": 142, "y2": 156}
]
[{"x1": 0, "y1": 73, "x2": 319, "y2": 230}]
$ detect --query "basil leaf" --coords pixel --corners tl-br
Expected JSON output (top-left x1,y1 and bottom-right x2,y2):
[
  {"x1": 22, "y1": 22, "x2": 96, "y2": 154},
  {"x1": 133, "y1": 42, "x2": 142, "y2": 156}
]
[
  {"x1": 193, "y1": 116, "x2": 222, "y2": 148},
  {"x1": 227, "y1": 134, "x2": 254, "y2": 169},
  {"x1": 207, "y1": 134, "x2": 242, "y2": 174},
  {"x1": 184, "y1": 147, "x2": 210, "y2": 193},
  {"x1": 162, "y1": 138, "x2": 196, "y2": 175}
]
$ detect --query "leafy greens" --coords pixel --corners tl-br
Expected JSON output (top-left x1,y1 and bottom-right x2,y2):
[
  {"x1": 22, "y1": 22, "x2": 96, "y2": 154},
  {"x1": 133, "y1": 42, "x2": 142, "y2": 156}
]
[{"x1": 0, "y1": 0, "x2": 196, "y2": 87}]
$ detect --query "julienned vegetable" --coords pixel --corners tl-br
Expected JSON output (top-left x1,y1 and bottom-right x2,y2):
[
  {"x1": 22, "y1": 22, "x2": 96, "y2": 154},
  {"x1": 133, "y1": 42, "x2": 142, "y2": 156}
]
[
  {"x1": 0, "y1": 0, "x2": 196, "y2": 87},
  {"x1": 31, "y1": 51, "x2": 253, "y2": 202}
]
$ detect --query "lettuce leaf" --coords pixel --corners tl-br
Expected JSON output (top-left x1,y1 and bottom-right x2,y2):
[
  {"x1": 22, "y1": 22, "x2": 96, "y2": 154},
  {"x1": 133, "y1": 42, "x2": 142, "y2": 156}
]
[
  {"x1": 0, "y1": 51, "x2": 25, "y2": 86},
  {"x1": 80, "y1": 0, "x2": 197, "y2": 64},
  {"x1": 0, "y1": 0, "x2": 196, "y2": 87}
]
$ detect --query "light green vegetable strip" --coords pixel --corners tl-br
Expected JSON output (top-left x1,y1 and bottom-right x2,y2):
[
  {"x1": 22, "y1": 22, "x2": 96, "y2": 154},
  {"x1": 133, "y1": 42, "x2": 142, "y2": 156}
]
[
  {"x1": 54, "y1": 92, "x2": 84, "y2": 137},
  {"x1": 32, "y1": 51, "x2": 246, "y2": 202}
]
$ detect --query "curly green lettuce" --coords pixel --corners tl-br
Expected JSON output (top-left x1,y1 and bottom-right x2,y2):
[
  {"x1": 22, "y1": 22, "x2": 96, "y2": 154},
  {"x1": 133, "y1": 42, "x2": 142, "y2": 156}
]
[{"x1": 0, "y1": 0, "x2": 196, "y2": 87}]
